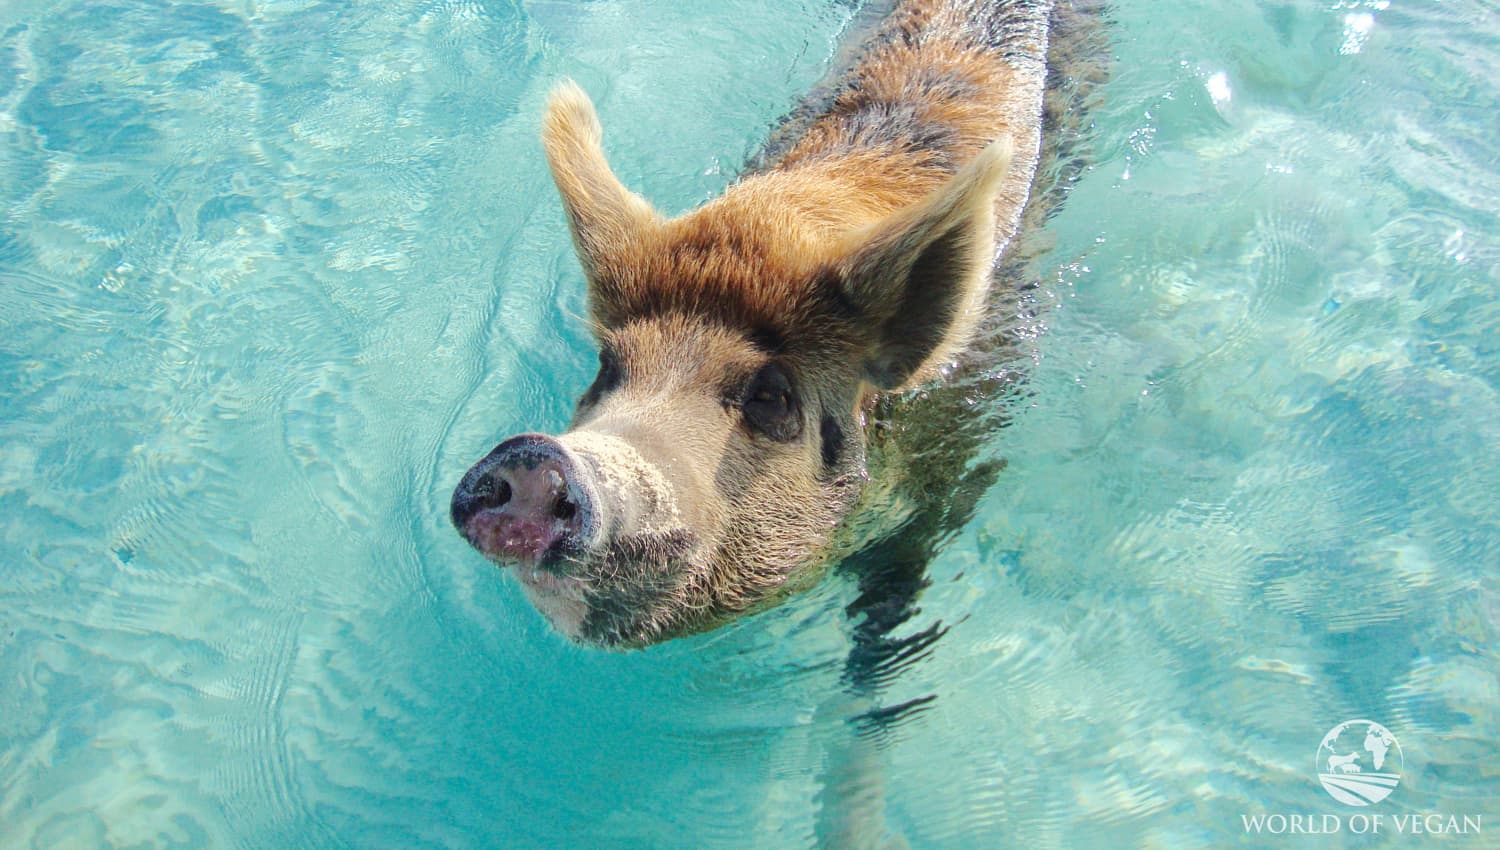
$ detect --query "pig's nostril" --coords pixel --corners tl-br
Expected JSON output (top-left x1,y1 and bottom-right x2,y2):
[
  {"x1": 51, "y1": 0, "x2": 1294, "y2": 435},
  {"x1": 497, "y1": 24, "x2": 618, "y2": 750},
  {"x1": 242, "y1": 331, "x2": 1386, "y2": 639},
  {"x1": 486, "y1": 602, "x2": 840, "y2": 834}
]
[
  {"x1": 473, "y1": 476, "x2": 512, "y2": 509},
  {"x1": 552, "y1": 494, "x2": 577, "y2": 522}
]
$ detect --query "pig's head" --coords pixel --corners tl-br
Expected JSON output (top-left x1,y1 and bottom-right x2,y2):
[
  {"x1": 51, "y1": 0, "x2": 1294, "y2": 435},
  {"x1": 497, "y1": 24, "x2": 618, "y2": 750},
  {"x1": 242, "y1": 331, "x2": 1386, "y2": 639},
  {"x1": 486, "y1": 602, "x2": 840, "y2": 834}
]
[{"x1": 451, "y1": 83, "x2": 1012, "y2": 647}]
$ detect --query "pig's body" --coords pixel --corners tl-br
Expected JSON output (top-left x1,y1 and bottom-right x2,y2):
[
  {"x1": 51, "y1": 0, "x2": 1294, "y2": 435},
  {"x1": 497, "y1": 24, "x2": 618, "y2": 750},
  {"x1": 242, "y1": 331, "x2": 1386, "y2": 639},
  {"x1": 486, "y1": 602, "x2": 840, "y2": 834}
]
[{"x1": 451, "y1": 0, "x2": 1107, "y2": 649}]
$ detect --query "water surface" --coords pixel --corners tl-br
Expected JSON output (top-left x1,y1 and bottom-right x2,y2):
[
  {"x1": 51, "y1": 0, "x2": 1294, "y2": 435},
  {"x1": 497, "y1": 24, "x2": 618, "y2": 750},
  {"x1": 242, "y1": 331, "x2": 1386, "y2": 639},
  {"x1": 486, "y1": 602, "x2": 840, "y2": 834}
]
[{"x1": 1, "y1": 0, "x2": 1497, "y2": 847}]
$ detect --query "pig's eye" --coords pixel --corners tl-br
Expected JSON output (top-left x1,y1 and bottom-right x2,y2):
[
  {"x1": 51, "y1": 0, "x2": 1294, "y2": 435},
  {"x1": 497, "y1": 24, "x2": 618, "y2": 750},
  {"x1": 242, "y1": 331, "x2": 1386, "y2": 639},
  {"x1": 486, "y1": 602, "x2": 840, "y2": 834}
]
[
  {"x1": 741, "y1": 361, "x2": 802, "y2": 442},
  {"x1": 578, "y1": 348, "x2": 622, "y2": 409}
]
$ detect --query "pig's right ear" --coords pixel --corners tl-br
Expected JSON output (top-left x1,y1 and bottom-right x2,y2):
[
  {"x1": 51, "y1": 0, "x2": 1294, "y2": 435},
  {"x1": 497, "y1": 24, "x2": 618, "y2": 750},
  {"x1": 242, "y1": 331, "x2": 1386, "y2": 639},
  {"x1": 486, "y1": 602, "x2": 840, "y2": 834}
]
[
  {"x1": 831, "y1": 139, "x2": 1013, "y2": 390},
  {"x1": 542, "y1": 81, "x2": 662, "y2": 279}
]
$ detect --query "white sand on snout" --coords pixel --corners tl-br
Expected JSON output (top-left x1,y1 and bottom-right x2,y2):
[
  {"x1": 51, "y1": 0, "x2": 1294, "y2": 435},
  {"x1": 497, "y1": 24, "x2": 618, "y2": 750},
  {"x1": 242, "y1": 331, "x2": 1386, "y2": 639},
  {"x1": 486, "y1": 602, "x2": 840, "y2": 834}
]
[{"x1": 560, "y1": 430, "x2": 684, "y2": 540}]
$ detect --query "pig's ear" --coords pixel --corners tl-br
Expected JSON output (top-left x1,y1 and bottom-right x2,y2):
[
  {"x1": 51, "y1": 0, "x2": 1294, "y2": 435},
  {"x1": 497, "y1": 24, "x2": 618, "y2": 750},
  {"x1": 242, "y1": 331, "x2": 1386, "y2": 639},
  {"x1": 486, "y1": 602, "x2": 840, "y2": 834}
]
[
  {"x1": 832, "y1": 139, "x2": 1014, "y2": 390},
  {"x1": 542, "y1": 81, "x2": 662, "y2": 278}
]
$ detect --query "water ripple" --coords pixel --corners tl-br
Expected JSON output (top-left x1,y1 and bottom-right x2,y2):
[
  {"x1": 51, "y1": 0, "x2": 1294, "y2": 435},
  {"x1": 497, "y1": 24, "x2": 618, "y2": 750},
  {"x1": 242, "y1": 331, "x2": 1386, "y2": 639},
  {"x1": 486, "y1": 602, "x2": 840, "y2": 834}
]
[{"x1": 3, "y1": 0, "x2": 1499, "y2": 847}]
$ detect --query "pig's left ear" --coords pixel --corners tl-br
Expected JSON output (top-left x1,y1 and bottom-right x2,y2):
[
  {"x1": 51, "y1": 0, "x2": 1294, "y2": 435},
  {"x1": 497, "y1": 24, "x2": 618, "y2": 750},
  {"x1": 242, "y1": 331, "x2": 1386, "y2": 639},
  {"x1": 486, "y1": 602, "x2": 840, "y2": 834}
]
[
  {"x1": 832, "y1": 139, "x2": 1014, "y2": 390},
  {"x1": 542, "y1": 81, "x2": 663, "y2": 279}
]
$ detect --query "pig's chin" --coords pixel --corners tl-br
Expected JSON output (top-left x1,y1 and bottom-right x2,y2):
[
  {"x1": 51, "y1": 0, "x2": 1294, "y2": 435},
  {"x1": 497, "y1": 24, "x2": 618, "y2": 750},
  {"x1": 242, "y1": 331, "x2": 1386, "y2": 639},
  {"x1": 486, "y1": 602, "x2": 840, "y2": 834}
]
[
  {"x1": 511, "y1": 528, "x2": 703, "y2": 648},
  {"x1": 512, "y1": 565, "x2": 591, "y2": 640},
  {"x1": 472, "y1": 544, "x2": 593, "y2": 641}
]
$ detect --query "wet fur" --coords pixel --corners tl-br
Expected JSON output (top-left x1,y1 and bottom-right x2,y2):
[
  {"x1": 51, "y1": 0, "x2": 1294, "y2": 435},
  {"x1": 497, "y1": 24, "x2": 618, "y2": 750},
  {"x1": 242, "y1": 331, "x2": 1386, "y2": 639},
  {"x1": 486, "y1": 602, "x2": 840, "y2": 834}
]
[
  {"x1": 543, "y1": 0, "x2": 1050, "y2": 389},
  {"x1": 498, "y1": 0, "x2": 1105, "y2": 648}
]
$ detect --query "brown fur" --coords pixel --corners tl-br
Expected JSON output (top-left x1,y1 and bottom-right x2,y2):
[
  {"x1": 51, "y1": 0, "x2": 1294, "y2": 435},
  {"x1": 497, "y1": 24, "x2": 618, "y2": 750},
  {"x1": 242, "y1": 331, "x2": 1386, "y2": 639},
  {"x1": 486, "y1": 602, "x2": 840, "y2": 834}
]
[
  {"x1": 541, "y1": 0, "x2": 1048, "y2": 391},
  {"x1": 460, "y1": 0, "x2": 1086, "y2": 647}
]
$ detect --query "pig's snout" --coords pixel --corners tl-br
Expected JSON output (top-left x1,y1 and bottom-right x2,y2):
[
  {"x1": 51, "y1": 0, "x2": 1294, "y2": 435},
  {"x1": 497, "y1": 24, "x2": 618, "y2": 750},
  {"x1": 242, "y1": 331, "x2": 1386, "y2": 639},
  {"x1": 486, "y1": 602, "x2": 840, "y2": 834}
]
[{"x1": 451, "y1": 434, "x2": 595, "y2": 566}]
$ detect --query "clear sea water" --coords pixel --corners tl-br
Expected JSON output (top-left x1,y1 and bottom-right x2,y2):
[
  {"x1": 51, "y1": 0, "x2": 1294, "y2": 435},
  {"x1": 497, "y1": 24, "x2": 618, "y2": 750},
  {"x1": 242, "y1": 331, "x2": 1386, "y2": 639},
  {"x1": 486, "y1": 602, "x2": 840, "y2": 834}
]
[{"x1": 1, "y1": 0, "x2": 1497, "y2": 847}]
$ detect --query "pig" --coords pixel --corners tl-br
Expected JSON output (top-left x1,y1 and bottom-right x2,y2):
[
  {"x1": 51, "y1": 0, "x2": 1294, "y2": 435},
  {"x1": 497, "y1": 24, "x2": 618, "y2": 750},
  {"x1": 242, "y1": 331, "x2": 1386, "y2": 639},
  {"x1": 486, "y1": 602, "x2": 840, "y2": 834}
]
[{"x1": 451, "y1": 0, "x2": 1106, "y2": 650}]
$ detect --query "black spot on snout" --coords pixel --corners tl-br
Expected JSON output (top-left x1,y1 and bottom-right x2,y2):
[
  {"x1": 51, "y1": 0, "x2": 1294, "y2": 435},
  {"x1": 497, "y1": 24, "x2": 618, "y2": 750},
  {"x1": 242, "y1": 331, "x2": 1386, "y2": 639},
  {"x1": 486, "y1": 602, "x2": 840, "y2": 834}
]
[{"x1": 820, "y1": 415, "x2": 844, "y2": 468}]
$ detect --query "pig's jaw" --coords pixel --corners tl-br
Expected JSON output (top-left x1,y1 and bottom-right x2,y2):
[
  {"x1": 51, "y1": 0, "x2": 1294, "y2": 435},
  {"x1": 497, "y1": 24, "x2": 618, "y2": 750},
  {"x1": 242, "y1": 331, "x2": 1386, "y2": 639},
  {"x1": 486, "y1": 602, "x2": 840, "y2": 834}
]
[
  {"x1": 514, "y1": 567, "x2": 591, "y2": 639},
  {"x1": 476, "y1": 531, "x2": 700, "y2": 646},
  {"x1": 574, "y1": 528, "x2": 704, "y2": 647}
]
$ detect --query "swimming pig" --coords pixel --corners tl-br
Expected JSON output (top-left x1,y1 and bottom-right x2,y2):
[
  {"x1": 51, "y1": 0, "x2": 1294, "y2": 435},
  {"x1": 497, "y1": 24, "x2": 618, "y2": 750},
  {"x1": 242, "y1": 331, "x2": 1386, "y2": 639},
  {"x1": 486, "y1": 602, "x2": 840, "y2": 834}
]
[{"x1": 451, "y1": 0, "x2": 1095, "y2": 648}]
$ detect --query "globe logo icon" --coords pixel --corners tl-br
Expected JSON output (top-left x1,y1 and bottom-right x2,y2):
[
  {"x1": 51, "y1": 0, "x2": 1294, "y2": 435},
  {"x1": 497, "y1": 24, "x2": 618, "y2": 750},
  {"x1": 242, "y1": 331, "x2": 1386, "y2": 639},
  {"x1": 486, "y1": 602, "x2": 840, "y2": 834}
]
[{"x1": 1317, "y1": 720, "x2": 1403, "y2": 806}]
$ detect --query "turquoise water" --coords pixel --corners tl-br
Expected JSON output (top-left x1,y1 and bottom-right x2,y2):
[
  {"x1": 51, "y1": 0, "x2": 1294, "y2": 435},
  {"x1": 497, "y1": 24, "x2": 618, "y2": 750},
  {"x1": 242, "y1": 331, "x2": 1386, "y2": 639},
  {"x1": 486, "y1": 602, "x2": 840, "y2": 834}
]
[{"x1": 1, "y1": 0, "x2": 1497, "y2": 847}]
